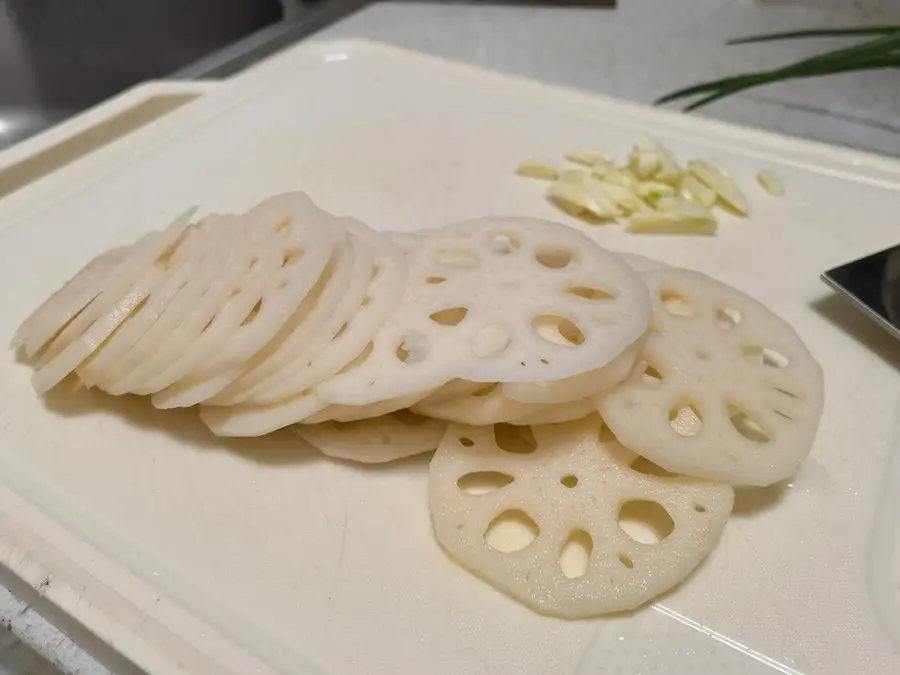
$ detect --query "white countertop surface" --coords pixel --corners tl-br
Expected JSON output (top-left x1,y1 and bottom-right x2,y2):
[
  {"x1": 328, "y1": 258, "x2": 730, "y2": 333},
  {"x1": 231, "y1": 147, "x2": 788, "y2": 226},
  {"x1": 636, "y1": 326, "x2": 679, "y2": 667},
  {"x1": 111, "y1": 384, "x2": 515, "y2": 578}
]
[{"x1": 3, "y1": 1, "x2": 899, "y2": 673}]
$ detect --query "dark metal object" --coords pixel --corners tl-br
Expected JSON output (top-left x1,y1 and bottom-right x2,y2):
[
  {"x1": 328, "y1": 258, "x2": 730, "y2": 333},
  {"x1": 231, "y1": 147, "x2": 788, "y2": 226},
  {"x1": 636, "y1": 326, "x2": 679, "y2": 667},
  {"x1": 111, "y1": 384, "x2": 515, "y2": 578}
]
[
  {"x1": 0, "y1": 0, "x2": 284, "y2": 151},
  {"x1": 822, "y1": 245, "x2": 900, "y2": 341}
]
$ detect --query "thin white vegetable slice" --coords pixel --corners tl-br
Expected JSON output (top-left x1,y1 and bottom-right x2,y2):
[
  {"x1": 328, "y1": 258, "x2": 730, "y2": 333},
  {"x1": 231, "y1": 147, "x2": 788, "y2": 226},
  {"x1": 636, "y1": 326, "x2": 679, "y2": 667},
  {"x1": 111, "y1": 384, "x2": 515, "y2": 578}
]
[
  {"x1": 501, "y1": 341, "x2": 640, "y2": 404},
  {"x1": 10, "y1": 245, "x2": 130, "y2": 356},
  {"x1": 27, "y1": 207, "x2": 195, "y2": 365},
  {"x1": 506, "y1": 398, "x2": 595, "y2": 425},
  {"x1": 429, "y1": 418, "x2": 734, "y2": 618},
  {"x1": 32, "y1": 263, "x2": 171, "y2": 393},
  {"x1": 199, "y1": 390, "x2": 327, "y2": 437},
  {"x1": 203, "y1": 220, "x2": 366, "y2": 406},
  {"x1": 305, "y1": 392, "x2": 434, "y2": 424},
  {"x1": 292, "y1": 411, "x2": 447, "y2": 464},
  {"x1": 249, "y1": 227, "x2": 407, "y2": 404},
  {"x1": 77, "y1": 220, "x2": 234, "y2": 389},
  {"x1": 151, "y1": 193, "x2": 337, "y2": 408},
  {"x1": 598, "y1": 268, "x2": 824, "y2": 487},
  {"x1": 98, "y1": 217, "x2": 251, "y2": 395},
  {"x1": 411, "y1": 383, "x2": 550, "y2": 425},
  {"x1": 316, "y1": 217, "x2": 651, "y2": 406}
]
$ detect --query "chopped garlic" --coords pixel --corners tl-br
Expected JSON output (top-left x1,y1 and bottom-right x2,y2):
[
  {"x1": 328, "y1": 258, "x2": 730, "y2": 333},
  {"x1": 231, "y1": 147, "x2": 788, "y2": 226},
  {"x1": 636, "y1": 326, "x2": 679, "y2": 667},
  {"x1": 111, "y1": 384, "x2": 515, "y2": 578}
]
[
  {"x1": 688, "y1": 160, "x2": 750, "y2": 216},
  {"x1": 516, "y1": 161, "x2": 560, "y2": 181},
  {"x1": 636, "y1": 181, "x2": 676, "y2": 201},
  {"x1": 592, "y1": 166, "x2": 638, "y2": 189},
  {"x1": 564, "y1": 148, "x2": 613, "y2": 167},
  {"x1": 626, "y1": 212, "x2": 718, "y2": 236},
  {"x1": 680, "y1": 174, "x2": 717, "y2": 208},
  {"x1": 756, "y1": 170, "x2": 784, "y2": 196},
  {"x1": 634, "y1": 139, "x2": 682, "y2": 184},
  {"x1": 628, "y1": 150, "x2": 661, "y2": 180},
  {"x1": 546, "y1": 181, "x2": 619, "y2": 220}
]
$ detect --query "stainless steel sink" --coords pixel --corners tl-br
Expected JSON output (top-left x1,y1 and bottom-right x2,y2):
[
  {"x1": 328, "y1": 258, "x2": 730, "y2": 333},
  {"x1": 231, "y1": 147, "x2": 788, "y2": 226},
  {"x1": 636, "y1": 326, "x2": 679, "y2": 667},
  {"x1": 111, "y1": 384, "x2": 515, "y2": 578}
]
[{"x1": 0, "y1": 0, "x2": 285, "y2": 151}]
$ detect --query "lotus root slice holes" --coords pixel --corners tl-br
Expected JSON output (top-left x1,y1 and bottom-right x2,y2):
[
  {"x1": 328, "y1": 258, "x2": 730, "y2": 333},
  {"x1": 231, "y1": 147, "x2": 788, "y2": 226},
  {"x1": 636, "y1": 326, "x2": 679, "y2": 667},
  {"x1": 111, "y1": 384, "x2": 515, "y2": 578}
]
[
  {"x1": 742, "y1": 345, "x2": 790, "y2": 369},
  {"x1": 669, "y1": 402, "x2": 703, "y2": 437},
  {"x1": 716, "y1": 306, "x2": 742, "y2": 329},
  {"x1": 394, "y1": 332, "x2": 430, "y2": 364},
  {"x1": 565, "y1": 285, "x2": 617, "y2": 301},
  {"x1": 559, "y1": 529, "x2": 594, "y2": 579},
  {"x1": 630, "y1": 456, "x2": 677, "y2": 478},
  {"x1": 488, "y1": 232, "x2": 521, "y2": 255},
  {"x1": 640, "y1": 363, "x2": 664, "y2": 386},
  {"x1": 484, "y1": 510, "x2": 539, "y2": 553},
  {"x1": 618, "y1": 500, "x2": 675, "y2": 544},
  {"x1": 434, "y1": 247, "x2": 480, "y2": 269},
  {"x1": 534, "y1": 246, "x2": 578, "y2": 270},
  {"x1": 493, "y1": 424, "x2": 538, "y2": 454},
  {"x1": 429, "y1": 307, "x2": 469, "y2": 326},
  {"x1": 532, "y1": 315, "x2": 586, "y2": 347},
  {"x1": 456, "y1": 471, "x2": 515, "y2": 495},
  {"x1": 660, "y1": 289, "x2": 694, "y2": 318},
  {"x1": 241, "y1": 300, "x2": 263, "y2": 326},
  {"x1": 337, "y1": 341, "x2": 374, "y2": 375},
  {"x1": 472, "y1": 324, "x2": 512, "y2": 358},
  {"x1": 727, "y1": 404, "x2": 771, "y2": 444}
]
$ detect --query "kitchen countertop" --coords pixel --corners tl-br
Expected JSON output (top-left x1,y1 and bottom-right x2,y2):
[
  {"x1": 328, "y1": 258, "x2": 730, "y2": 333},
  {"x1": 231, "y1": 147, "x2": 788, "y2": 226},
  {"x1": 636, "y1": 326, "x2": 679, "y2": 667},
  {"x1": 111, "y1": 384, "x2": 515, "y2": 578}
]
[{"x1": 2, "y1": 1, "x2": 898, "y2": 673}]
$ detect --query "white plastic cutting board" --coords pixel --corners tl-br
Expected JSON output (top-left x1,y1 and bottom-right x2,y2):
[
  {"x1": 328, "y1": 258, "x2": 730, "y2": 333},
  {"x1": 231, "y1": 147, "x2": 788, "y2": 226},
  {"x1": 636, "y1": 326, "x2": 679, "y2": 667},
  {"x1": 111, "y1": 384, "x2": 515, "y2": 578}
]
[{"x1": 0, "y1": 39, "x2": 898, "y2": 675}]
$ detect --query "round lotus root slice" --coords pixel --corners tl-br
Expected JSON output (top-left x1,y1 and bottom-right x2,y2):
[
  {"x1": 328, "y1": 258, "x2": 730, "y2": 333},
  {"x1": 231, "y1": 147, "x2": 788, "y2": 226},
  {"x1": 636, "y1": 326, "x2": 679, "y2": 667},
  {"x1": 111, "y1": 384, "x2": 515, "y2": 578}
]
[
  {"x1": 304, "y1": 391, "x2": 435, "y2": 424},
  {"x1": 151, "y1": 193, "x2": 338, "y2": 408},
  {"x1": 95, "y1": 216, "x2": 253, "y2": 396},
  {"x1": 77, "y1": 217, "x2": 243, "y2": 390},
  {"x1": 598, "y1": 268, "x2": 824, "y2": 487},
  {"x1": 316, "y1": 217, "x2": 651, "y2": 407},
  {"x1": 206, "y1": 220, "x2": 371, "y2": 407},
  {"x1": 292, "y1": 411, "x2": 448, "y2": 464},
  {"x1": 11, "y1": 206, "x2": 196, "y2": 361},
  {"x1": 10, "y1": 245, "x2": 130, "y2": 357},
  {"x1": 506, "y1": 398, "x2": 595, "y2": 426},
  {"x1": 199, "y1": 390, "x2": 328, "y2": 437},
  {"x1": 501, "y1": 340, "x2": 641, "y2": 405},
  {"x1": 31, "y1": 260, "x2": 176, "y2": 394},
  {"x1": 429, "y1": 418, "x2": 734, "y2": 618},
  {"x1": 618, "y1": 252, "x2": 670, "y2": 274},
  {"x1": 412, "y1": 382, "x2": 551, "y2": 425}
]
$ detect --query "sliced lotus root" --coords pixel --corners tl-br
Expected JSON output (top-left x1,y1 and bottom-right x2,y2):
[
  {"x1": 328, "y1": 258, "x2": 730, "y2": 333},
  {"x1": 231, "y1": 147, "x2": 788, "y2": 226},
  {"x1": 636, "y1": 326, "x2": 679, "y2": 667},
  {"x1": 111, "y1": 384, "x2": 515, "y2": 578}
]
[
  {"x1": 304, "y1": 392, "x2": 435, "y2": 424},
  {"x1": 507, "y1": 398, "x2": 595, "y2": 426},
  {"x1": 316, "y1": 217, "x2": 651, "y2": 406},
  {"x1": 429, "y1": 418, "x2": 733, "y2": 618},
  {"x1": 618, "y1": 252, "x2": 670, "y2": 273},
  {"x1": 292, "y1": 410, "x2": 447, "y2": 464},
  {"x1": 501, "y1": 340, "x2": 641, "y2": 404},
  {"x1": 598, "y1": 268, "x2": 824, "y2": 487},
  {"x1": 150, "y1": 193, "x2": 338, "y2": 408},
  {"x1": 412, "y1": 383, "x2": 551, "y2": 425},
  {"x1": 77, "y1": 217, "x2": 242, "y2": 390},
  {"x1": 11, "y1": 245, "x2": 130, "y2": 356},
  {"x1": 204, "y1": 222, "x2": 367, "y2": 407},
  {"x1": 214, "y1": 219, "x2": 390, "y2": 407},
  {"x1": 95, "y1": 216, "x2": 254, "y2": 395},
  {"x1": 11, "y1": 206, "x2": 195, "y2": 360},
  {"x1": 199, "y1": 390, "x2": 328, "y2": 437},
  {"x1": 250, "y1": 226, "x2": 407, "y2": 404}
]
